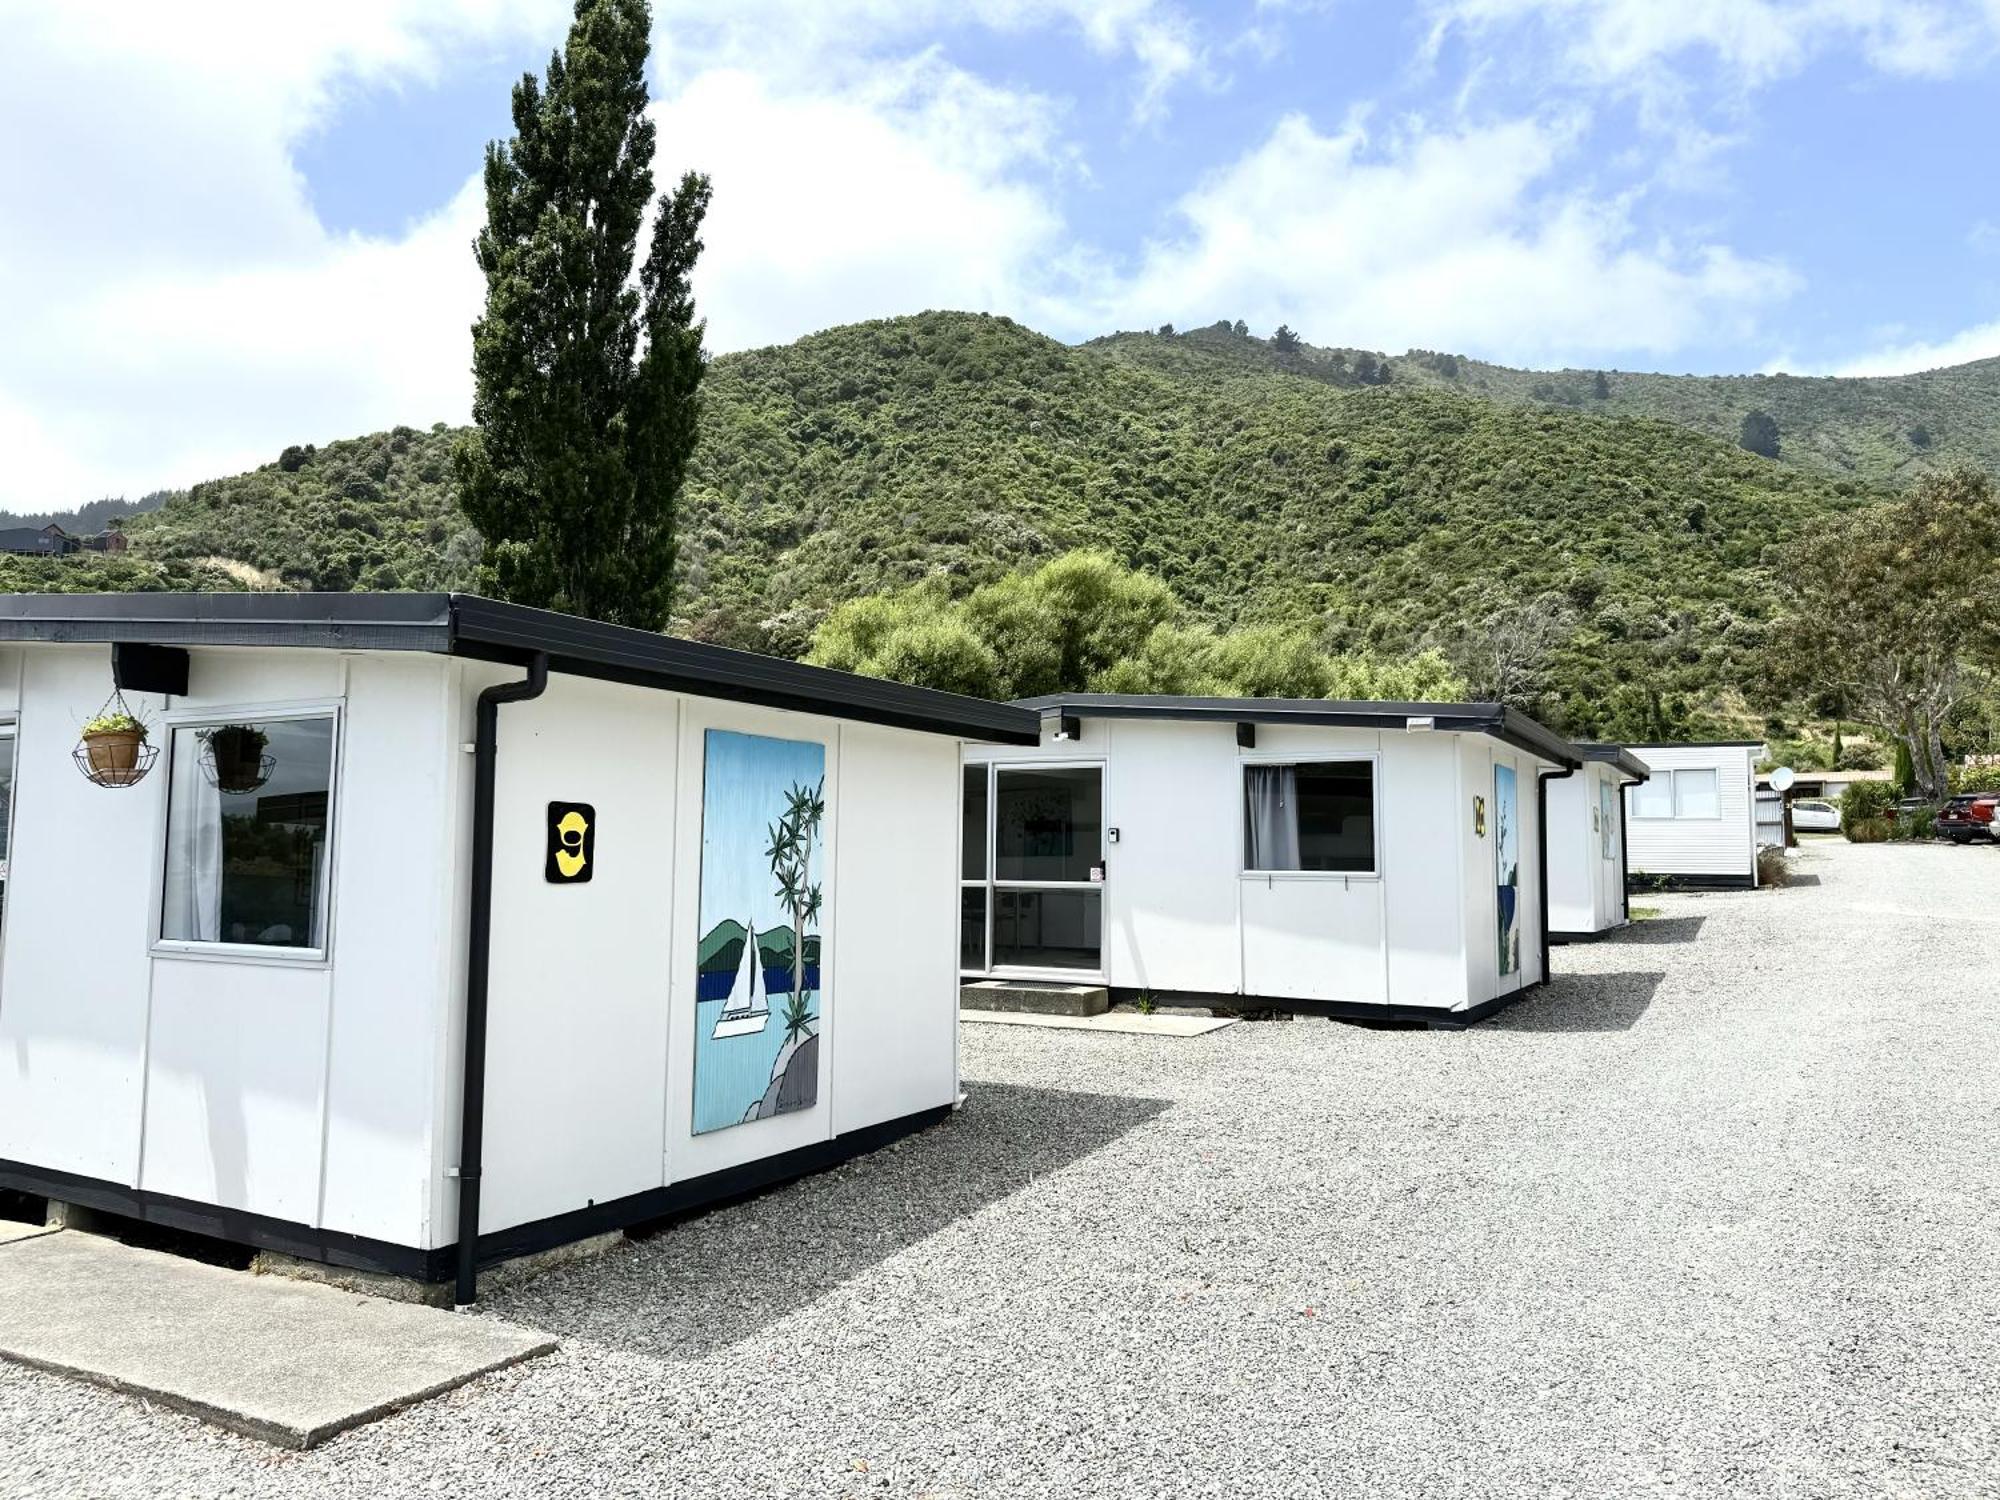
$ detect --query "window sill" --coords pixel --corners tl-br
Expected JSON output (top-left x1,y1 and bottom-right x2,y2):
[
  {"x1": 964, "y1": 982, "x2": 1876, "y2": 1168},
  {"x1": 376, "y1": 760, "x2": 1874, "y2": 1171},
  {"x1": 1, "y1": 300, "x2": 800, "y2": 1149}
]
[
  {"x1": 152, "y1": 942, "x2": 330, "y2": 970},
  {"x1": 1239, "y1": 870, "x2": 1380, "y2": 882}
]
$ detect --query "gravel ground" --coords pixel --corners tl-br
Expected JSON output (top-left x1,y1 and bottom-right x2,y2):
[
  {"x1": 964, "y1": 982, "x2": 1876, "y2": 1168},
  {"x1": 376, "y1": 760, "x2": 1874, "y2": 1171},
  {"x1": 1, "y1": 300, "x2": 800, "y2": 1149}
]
[{"x1": 4, "y1": 838, "x2": 1998, "y2": 1498}]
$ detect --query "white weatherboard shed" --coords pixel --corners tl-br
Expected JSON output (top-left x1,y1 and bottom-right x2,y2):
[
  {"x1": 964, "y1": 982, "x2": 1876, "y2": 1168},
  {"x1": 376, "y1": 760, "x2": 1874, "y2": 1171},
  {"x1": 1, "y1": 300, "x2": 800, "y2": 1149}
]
[
  {"x1": 961, "y1": 696, "x2": 1580, "y2": 1024},
  {"x1": 1618, "y1": 741, "x2": 1766, "y2": 889},
  {"x1": 1547, "y1": 745, "x2": 1651, "y2": 940},
  {"x1": 0, "y1": 593, "x2": 1037, "y2": 1301}
]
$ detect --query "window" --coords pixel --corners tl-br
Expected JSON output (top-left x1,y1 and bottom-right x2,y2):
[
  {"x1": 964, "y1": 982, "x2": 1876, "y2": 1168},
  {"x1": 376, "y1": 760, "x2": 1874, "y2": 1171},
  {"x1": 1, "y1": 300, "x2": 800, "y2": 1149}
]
[
  {"x1": 961, "y1": 762, "x2": 1105, "y2": 975},
  {"x1": 0, "y1": 731, "x2": 13, "y2": 928},
  {"x1": 161, "y1": 716, "x2": 336, "y2": 952},
  {"x1": 995, "y1": 766, "x2": 1101, "y2": 882},
  {"x1": 1244, "y1": 761, "x2": 1375, "y2": 873},
  {"x1": 1673, "y1": 768, "x2": 1720, "y2": 819},
  {"x1": 1632, "y1": 767, "x2": 1721, "y2": 821}
]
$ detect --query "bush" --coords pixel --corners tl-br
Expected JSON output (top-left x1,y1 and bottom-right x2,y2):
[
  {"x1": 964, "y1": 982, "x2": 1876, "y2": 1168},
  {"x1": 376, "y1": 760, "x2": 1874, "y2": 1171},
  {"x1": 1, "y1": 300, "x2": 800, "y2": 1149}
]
[
  {"x1": 1756, "y1": 845, "x2": 1790, "y2": 886},
  {"x1": 1846, "y1": 818, "x2": 1892, "y2": 843},
  {"x1": 1841, "y1": 781, "x2": 1896, "y2": 828}
]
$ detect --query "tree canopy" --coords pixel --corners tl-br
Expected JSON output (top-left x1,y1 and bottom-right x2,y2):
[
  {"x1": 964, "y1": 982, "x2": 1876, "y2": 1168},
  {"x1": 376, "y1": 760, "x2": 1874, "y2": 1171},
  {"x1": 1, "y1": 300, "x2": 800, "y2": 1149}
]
[{"x1": 453, "y1": 0, "x2": 710, "y2": 629}]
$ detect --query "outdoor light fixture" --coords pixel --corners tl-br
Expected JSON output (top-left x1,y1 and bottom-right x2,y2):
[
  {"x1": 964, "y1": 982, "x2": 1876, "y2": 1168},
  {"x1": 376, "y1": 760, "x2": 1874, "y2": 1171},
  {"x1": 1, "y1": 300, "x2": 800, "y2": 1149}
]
[
  {"x1": 1406, "y1": 715, "x2": 1436, "y2": 732},
  {"x1": 1053, "y1": 714, "x2": 1082, "y2": 741}
]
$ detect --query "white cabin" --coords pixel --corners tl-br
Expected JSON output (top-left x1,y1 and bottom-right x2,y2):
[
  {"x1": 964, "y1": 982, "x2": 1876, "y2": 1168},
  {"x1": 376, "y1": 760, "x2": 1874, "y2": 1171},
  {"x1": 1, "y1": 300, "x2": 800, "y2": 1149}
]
[
  {"x1": 1618, "y1": 741, "x2": 1766, "y2": 888},
  {"x1": 962, "y1": 696, "x2": 1580, "y2": 1024},
  {"x1": 1547, "y1": 746, "x2": 1651, "y2": 939},
  {"x1": 0, "y1": 593, "x2": 1036, "y2": 1299}
]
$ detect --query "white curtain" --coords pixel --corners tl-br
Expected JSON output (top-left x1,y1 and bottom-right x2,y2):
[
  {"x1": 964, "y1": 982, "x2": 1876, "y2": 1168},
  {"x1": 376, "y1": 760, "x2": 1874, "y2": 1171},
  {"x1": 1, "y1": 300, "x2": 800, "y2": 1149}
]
[
  {"x1": 164, "y1": 730, "x2": 224, "y2": 942},
  {"x1": 1245, "y1": 765, "x2": 1300, "y2": 871}
]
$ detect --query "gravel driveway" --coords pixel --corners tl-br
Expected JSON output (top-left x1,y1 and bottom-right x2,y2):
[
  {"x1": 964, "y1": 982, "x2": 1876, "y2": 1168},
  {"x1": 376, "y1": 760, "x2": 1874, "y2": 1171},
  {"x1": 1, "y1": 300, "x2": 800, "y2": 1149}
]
[{"x1": 5, "y1": 839, "x2": 1997, "y2": 1498}]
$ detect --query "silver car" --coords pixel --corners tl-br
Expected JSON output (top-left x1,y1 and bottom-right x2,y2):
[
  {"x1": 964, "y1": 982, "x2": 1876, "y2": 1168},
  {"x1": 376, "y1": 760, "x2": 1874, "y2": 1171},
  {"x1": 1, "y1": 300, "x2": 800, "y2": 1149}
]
[{"x1": 1792, "y1": 798, "x2": 1842, "y2": 832}]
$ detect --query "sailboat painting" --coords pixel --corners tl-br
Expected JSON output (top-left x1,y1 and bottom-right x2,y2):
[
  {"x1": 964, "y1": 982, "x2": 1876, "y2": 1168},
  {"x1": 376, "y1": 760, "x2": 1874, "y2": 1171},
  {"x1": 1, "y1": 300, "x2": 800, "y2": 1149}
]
[{"x1": 693, "y1": 730, "x2": 827, "y2": 1136}]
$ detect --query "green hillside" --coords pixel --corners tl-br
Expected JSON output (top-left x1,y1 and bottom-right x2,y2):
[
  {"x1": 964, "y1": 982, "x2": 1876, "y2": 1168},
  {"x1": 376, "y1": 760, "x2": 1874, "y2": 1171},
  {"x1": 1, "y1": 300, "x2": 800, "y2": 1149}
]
[
  {"x1": 95, "y1": 310, "x2": 1900, "y2": 731},
  {"x1": 1095, "y1": 322, "x2": 2000, "y2": 489}
]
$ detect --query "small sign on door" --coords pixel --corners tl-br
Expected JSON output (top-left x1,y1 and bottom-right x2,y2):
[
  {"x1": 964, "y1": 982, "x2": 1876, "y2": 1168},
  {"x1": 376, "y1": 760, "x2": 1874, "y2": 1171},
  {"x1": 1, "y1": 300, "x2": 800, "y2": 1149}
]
[{"x1": 546, "y1": 802, "x2": 595, "y2": 883}]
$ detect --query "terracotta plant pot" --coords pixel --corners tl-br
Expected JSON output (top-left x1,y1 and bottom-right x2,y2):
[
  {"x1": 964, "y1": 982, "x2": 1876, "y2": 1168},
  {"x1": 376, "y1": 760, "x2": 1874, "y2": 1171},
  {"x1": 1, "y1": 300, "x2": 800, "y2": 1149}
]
[{"x1": 83, "y1": 729, "x2": 143, "y2": 775}]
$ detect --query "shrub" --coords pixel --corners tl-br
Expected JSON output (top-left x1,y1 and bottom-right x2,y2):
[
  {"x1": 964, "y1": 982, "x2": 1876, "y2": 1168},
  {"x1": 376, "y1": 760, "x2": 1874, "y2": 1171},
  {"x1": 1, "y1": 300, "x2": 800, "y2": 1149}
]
[
  {"x1": 1841, "y1": 781, "x2": 1896, "y2": 829},
  {"x1": 1756, "y1": 845, "x2": 1790, "y2": 886},
  {"x1": 1846, "y1": 817, "x2": 1892, "y2": 843}
]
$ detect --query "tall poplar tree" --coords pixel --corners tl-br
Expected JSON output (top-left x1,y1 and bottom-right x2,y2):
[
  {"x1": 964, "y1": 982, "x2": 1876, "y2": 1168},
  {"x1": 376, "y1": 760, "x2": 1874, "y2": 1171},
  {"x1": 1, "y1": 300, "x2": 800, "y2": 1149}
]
[{"x1": 455, "y1": 0, "x2": 710, "y2": 629}]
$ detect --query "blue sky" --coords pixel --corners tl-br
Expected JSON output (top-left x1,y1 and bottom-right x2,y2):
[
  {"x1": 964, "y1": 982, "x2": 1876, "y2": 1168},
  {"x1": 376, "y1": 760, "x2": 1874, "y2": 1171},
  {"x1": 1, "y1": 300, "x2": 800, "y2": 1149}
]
[{"x1": 4, "y1": 0, "x2": 1999, "y2": 508}]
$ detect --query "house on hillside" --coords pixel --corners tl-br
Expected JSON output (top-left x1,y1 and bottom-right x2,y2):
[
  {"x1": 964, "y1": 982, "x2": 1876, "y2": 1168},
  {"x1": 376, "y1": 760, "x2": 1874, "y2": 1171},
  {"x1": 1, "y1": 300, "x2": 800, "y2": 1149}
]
[
  {"x1": 0, "y1": 592, "x2": 1038, "y2": 1303},
  {"x1": 962, "y1": 694, "x2": 1579, "y2": 1025},
  {"x1": 0, "y1": 524, "x2": 78, "y2": 558}
]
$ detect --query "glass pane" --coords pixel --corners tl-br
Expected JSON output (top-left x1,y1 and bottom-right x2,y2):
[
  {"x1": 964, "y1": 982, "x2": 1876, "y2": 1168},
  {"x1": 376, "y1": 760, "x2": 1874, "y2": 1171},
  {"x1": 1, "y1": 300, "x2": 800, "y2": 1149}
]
[
  {"x1": 1244, "y1": 761, "x2": 1373, "y2": 872},
  {"x1": 163, "y1": 718, "x2": 335, "y2": 949},
  {"x1": 959, "y1": 886, "x2": 988, "y2": 970},
  {"x1": 1632, "y1": 777, "x2": 1673, "y2": 819},
  {"x1": 962, "y1": 766, "x2": 988, "y2": 880},
  {"x1": 1675, "y1": 768, "x2": 1720, "y2": 819},
  {"x1": 995, "y1": 767, "x2": 1102, "y2": 882},
  {"x1": 993, "y1": 888, "x2": 1101, "y2": 970},
  {"x1": 0, "y1": 734, "x2": 13, "y2": 927}
]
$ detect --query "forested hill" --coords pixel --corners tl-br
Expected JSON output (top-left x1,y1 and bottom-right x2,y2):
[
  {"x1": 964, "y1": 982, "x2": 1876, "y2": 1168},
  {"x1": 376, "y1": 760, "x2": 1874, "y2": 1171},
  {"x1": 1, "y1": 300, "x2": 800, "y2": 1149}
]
[
  {"x1": 1094, "y1": 322, "x2": 2000, "y2": 489},
  {"x1": 68, "y1": 310, "x2": 1879, "y2": 736}
]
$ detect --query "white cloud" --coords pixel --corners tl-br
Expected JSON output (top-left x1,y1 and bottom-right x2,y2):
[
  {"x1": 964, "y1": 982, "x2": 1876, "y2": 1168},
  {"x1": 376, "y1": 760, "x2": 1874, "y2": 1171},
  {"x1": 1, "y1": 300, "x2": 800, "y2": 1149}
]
[
  {"x1": 1429, "y1": 0, "x2": 1998, "y2": 86},
  {"x1": 1090, "y1": 113, "x2": 1798, "y2": 363},
  {"x1": 1821, "y1": 318, "x2": 2000, "y2": 375}
]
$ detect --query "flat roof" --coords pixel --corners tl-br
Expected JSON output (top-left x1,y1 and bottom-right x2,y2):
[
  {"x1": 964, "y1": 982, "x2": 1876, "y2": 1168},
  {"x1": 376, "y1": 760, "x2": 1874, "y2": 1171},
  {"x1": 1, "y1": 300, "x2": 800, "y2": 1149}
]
[
  {"x1": 1013, "y1": 693, "x2": 1578, "y2": 768},
  {"x1": 1575, "y1": 744, "x2": 1652, "y2": 780},
  {"x1": 0, "y1": 592, "x2": 1041, "y2": 745}
]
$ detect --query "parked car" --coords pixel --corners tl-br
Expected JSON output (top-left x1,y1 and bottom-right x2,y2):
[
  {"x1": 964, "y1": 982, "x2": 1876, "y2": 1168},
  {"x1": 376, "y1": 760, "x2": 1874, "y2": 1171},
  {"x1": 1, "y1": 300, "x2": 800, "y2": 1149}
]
[
  {"x1": 1791, "y1": 798, "x2": 1842, "y2": 832},
  {"x1": 1935, "y1": 792, "x2": 2000, "y2": 843},
  {"x1": 1892, "y1": 797, "x2": 1933, "y2": 818}
]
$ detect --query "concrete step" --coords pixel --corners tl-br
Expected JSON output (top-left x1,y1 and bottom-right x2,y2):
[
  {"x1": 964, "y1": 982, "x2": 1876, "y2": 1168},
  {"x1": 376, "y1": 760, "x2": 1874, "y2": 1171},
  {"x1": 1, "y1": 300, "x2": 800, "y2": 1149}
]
[
  {"x1": 0, "y1": 1229, "x2": 554, "y2": 1448},
  {"x1": 960, "y1": 980, "x2": 1109, "y2": 1017}
]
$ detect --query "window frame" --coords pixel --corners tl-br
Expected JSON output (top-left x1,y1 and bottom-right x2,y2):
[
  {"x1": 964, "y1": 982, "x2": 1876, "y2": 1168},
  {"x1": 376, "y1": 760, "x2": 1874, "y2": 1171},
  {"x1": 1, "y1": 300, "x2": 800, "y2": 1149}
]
[
  {"x1": 149, "y1": 699, "x2": 345, "y2": 967},
  {"x1": 1238, "y1": 752, "x2": 1381, "y2": 880},
  {"x1": 1671, "y1": 767, "x2": 1722, "y2": 820},
  {"x1": 1630, "y1": 767, "x2": 1729, "y2": 822},
  {"x1": 960, "y1": 756, "x2": 1108, "y2": 980}
]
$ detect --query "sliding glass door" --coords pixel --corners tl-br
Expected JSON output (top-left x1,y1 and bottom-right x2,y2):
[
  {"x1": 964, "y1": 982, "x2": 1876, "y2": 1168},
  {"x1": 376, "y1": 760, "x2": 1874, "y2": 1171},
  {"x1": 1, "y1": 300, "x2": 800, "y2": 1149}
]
[{"x1": 961, "y1": 762, "x2": 1104, "y2": 976}]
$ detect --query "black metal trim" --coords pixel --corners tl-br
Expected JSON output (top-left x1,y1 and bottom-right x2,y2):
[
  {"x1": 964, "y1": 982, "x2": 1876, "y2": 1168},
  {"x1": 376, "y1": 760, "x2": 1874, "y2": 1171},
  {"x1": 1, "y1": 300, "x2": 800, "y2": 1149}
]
[
  {"x1": 1013, "y1": 693, "x2": 1579, "y2": 768},
  {"x1": 1106, "y1": 986, "x2": 1539, "y2": 1029},
  {"x1": 0, "y1": 1159, "x2": 437, "y2": 1280},
  {"x1": 1536, "y1": 764, "x2": 1575, "y2": 992},
  {"x1": 0, "y1": 592, "x2": 1039, "y2": 746},
  {"x1": 455, "y1": 654, "x2": 549, "y2": 1304},
  {"x1": 1627, "y1": 872, "x2": 1756, "y2": 891},
  {"x1": 1575, "y1": 743, "x2": 1653, "y2": 780},
  {"x1": 1, "y1": 1104, "x2": 956, "y2": 1285}
]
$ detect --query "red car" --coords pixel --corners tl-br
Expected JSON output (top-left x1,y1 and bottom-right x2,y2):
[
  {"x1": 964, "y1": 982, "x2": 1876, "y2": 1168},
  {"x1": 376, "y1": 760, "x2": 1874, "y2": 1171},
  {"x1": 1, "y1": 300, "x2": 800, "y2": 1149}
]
[{"x1": 1936, "y1": 792, "x2": 2000, "y2": 843}]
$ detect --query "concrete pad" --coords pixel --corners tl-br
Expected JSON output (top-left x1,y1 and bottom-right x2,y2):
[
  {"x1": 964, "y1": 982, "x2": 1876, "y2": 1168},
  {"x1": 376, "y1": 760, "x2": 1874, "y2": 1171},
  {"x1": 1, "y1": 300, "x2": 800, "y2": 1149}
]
[
  {"x1": 0, "y1": 1231, "x2": 554, "y2": 1449},
  {"x1": 0, "y1": 1219, "x2": 55, "y2": 1245},
  {"x1": 960, "y1": 1007, "x2": 1239, "y2": 1037},
  {"x1": 960, "y1": 980, "x2": 1109, "y2": 1016}
]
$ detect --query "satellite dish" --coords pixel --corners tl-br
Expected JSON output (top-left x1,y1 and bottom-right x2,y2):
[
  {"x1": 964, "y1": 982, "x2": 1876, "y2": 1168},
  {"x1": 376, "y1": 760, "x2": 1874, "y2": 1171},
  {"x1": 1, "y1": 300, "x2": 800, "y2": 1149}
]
[{"x1": 1770, "y1": 765, "x2": 1797, "y2": 792}]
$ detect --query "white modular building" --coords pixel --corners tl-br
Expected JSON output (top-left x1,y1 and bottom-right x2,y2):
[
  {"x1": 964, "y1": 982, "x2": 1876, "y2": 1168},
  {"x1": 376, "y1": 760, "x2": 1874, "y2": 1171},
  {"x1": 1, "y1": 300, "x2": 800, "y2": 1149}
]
[
  {"x1": 961, "y1": 696, "x2": 1581, "y2": 1025},
  {"x1": 1617, "y1": 741, "x2": 1767, "y2": 889},
  {"x1": 1546, "y1": 744, "x2": 1651, "y2": 940},
  {"x1": 0, "y1": 593, "x2": 1036, "y2": 1301}
]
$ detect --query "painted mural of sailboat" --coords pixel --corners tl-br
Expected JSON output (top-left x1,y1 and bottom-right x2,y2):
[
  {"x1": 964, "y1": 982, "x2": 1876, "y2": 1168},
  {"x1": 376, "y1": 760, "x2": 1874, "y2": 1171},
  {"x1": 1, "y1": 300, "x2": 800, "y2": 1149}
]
[{"x1": 710, "y1": 918, "x2": 771, "y2": 1039}]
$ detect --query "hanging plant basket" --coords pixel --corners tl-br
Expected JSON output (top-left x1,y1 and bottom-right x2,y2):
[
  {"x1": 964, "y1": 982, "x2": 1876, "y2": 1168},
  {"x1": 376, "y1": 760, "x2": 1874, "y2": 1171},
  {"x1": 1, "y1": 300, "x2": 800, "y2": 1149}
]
[
  {"x1": 73, "y1": 690, "x2": 159, "y2": 789},
  {"x1": 200, "y1": 724, "x2": 273, "y2": 794}
]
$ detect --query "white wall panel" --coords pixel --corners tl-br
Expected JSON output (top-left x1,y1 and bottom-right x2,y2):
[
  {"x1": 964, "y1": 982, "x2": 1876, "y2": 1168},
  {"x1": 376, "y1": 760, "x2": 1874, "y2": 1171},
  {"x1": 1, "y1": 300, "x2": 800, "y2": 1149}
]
[
  {"x1": 139, "y1": 958, "x2": 329, "y2": 1223},
  {"x1": 0, "y1": 647, "x2": 160, "y2": 1181},
  {"x1": 1241, "y1": 875, "x2": 1386, "y2": 1003},
  {"x1": 829, "y1": 724, "x2": 960, "y2": 1136},
  {"x1": 319, "y1": 654, "x2": 457, "y2": 1246},
  {"x1": 479, "y1": 673, "x2": 680, "y2": 1236},
  {"x1": 1381, "y1": 733, "x2": 1467, "y2": 1009}
]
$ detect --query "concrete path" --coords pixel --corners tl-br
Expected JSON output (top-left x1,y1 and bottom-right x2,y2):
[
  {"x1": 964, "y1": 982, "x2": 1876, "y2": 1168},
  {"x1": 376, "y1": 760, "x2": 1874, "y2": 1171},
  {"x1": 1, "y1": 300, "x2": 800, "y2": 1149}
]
[
  {"x1": 0, "y1": 1230, "x2": 553, "y2": 1449},
  {"x1": 0, "y1": 1219, "x2": 54, "y2": 1245},
  {"x1": 960, "y1": 1006, "x2": 1238, "y2": 1036}
]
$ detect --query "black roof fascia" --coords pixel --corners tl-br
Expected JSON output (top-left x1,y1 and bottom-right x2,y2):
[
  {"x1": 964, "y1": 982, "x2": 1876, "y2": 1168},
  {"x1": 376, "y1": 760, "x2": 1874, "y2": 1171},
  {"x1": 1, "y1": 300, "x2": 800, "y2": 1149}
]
[
  {"x1": 447, "y1": 596, "x2": 1037, "y2": 744},
  {"x1": 1576, "y1": 743, "x2": 1652, "y2": 781},
  {"x1": 0, "y1": 592, "x2": 1038, "y2": 745},
  {"x1": 0, "y1": 590, "x2": 454, "y2": 652},
  {"x1": 1013, "y1": 694, "x2": 1579, "y2": 768}
]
